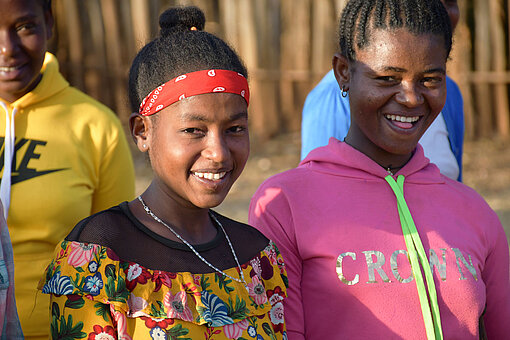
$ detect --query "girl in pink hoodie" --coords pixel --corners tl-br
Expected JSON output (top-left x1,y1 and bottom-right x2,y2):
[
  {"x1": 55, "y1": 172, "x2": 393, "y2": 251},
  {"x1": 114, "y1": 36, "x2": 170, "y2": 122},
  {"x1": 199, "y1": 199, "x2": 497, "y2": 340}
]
[{"x1": 249, "y1": 0, "x2": 510, "y2": 339}]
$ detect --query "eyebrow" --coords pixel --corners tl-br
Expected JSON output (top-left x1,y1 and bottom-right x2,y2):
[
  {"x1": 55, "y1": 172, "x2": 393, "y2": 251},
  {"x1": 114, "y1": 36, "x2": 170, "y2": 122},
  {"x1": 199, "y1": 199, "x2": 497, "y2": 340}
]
[
  {"x1": 181, "y1": 111, "x2": 248, "y2": 122},
  {"x1": 381, "y1": 66, "x2": 446, "y2": 74},
  {"x1": 15, "y1": 14, "x2": 40, "y2": 22}
]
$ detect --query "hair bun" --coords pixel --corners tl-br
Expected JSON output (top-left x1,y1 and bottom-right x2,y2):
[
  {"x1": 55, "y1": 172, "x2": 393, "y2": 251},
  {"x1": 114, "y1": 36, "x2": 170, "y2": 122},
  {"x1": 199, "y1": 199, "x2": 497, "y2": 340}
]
[{"x1": 159, "y1": 6, "x2": 206, "y2": 36}]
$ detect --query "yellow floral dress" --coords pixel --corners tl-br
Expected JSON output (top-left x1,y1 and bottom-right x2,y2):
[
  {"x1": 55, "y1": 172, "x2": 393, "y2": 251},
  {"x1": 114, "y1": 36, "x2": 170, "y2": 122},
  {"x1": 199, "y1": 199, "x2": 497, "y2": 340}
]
[{"x1": 38, "y1": 239, "x2": 288, "y2": 340}]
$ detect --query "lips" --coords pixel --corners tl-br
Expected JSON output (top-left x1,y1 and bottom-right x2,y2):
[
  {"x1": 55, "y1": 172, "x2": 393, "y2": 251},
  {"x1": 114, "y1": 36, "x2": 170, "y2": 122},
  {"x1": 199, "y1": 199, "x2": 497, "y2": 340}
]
[
  {"x1": 190, "y1": 169, "x2": 233, "y2": 195},
  {"x1": 0, "y1": 64, "x2": 26, "y2": 81},
  {"x1": 384, "y1": 114, "x2": 421, "y2": 129},
  {"x1": 192, "y1": 171, "x2": 227, "y2": 181},
  {"x1": 0, "y1": 66, "x2": 20, "y2": 72}
]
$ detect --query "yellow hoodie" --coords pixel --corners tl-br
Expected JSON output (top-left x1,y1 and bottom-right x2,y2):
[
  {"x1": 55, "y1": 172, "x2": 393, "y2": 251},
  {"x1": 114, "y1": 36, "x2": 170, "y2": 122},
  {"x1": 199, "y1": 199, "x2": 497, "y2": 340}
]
[{"x1": 0, "y1": 53, "x2": 135, "y2": 339}]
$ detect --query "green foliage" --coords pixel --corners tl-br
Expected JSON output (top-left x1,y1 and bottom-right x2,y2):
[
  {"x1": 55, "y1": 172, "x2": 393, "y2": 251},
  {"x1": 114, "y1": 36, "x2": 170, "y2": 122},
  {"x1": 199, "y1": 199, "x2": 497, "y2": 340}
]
[
  {"x1": 226, "y1": 295, "x2": 249, "y2": 319},
  {"x1": 105, "y1": 264, "x2": 117, "y2": 280},
  {"x1": 65, "y1": 297, "x2": 85, "y2": 310},
  {"x1": 151, "y1": 301, "x2": 167, "y2": 318},
  {"x1": 52, "y1": 314, "x2": 86, "y2": 339},
  {"x1": 166, "y1": 324, "x2": 192, "y2": 340},
  {"x1": 214, "y1": 273, "x2": 234, "y2": 294},
  {"x1": 105, "y1": 274, "x2": 128, "y2": 302},
  {"x1": 200, "y1": 275, "x2": 211, "y2": 292},
  {"x1": 94, "y1": 302, "x2": 112, "y2": 323},
  {"x1": 262, "y1": 322, "x2": 277, "y2": 340}
]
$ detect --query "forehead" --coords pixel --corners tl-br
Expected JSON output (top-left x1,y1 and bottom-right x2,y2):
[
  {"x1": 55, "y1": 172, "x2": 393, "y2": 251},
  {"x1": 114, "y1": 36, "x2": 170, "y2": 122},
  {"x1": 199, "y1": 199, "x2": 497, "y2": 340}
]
[
  {"x1": 0, "y1": 0, "x2": 46, "y2": 19},
  {"x1": 160, "y1": 93, "x2": 248, "y2": 122},
  {"x1": 355, "y1": 28, "x2": 447, "y2": 70}
]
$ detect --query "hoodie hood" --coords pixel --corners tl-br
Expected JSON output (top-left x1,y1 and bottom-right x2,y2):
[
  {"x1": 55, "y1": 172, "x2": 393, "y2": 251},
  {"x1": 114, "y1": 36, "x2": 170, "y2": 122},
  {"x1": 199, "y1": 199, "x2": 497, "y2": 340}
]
[
  {"x1": 1, "y1": 52, "x2": 69, "y2": 110},
  {"x1": 299, "y1": 137, "x2": 445, "y2": 185}
]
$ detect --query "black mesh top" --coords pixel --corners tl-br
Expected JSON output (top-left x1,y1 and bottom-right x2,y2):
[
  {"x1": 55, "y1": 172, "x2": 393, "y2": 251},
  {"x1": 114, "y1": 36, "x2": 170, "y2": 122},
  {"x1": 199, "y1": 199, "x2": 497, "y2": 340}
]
[{"x1": 66, "y1": 202, "x2": 270, "y2": 274}]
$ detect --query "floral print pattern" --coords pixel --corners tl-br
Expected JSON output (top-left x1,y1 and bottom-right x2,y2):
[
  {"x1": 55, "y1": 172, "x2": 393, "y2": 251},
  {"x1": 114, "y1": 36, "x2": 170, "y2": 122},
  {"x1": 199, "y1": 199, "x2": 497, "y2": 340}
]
[
  {"x1": 88, "y1": 325, "x2": 116, "y2": 340},
  {"x1": 164, "y1": 291, "x2": 193, "y2": 322},
  {"x1": 200, "y1": 291, "x2": 234, "y2": 326},
  {"x1": 68, "y1": 242, "x2": 98, "y2": 267},
  {"x1": 40, "y1": 240, "x2": 288, "y2": 339},
  {"x1": 248, "y1": 276, "x2": 268, "y2": 306}
]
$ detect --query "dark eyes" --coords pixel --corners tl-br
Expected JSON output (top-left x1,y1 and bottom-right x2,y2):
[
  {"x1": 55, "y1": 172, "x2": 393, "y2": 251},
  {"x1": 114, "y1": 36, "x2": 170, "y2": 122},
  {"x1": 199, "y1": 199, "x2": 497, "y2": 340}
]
[
  {"x1": 422, "y1": 77, "x2": 444, "y2": 87},
  {"x1": 375, "y1": 75, "x2": 443, "y2": 87},
  {"x1": 376, "y1": 76, "x2": 397, "y2": 82},
  {"x1": 183, "y1": 128, "x2": 202, "y2": 134},
  {"x1": 227, "y1": 125, "x2": 246, "y2": 133},
  {"x1": 182, "y1": 125, "x2": 246, "y2": 136},
  {"x1": 16, "y1": 23, "x2": 37, "y2": 33}
]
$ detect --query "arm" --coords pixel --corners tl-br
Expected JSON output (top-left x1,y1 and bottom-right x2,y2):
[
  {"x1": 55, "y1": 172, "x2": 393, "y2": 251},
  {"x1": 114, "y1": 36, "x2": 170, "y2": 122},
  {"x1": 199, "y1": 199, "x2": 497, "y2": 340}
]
[
  {"x1": 481, "y1": 218, "x2": 510, "y2": 337},
  {"x1": 49, "y1": 294, "x2": 115, "y2": 340},
  {"x1": 301, "y1": 70, "x2": 351, "y2": 160},
  {"x1": 91, "y1": 119, "x2": 135, "y2": 214},
  {"x1": 249, "y1": 186, "x2": 305, "y2": 340}
]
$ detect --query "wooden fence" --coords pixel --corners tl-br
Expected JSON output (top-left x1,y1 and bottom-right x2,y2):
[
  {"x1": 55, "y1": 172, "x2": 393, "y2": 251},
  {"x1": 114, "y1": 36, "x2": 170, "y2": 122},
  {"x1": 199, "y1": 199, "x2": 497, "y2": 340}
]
[{"x1": 49, "y1": 0, "x2": 510, "y2": 140}]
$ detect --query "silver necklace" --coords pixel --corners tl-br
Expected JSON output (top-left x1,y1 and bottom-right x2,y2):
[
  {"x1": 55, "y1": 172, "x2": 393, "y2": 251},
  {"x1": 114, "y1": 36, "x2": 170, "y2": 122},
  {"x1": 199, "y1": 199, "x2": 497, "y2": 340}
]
[{"x1": 137, "y1": 196, "x2": 248, "y2": 289}]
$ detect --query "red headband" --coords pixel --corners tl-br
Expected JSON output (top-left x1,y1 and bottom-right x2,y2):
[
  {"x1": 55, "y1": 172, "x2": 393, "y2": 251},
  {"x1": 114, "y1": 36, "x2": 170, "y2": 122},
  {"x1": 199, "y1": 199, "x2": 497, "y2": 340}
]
[{"x1": 139, "y1": 69, "x2": 250, "y2": 116}]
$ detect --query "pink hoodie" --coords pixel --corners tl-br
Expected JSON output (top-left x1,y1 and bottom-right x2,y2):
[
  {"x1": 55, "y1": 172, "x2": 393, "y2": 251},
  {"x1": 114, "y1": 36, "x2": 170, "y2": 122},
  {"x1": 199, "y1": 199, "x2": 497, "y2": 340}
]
[{"x1": 249, "y1": 139, "x2": 510, "y2": 340}]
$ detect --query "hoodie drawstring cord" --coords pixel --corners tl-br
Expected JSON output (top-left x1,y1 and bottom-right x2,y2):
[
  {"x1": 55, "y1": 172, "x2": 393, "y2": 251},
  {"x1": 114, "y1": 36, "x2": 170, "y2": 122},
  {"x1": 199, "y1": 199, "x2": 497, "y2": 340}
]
[
  {"x1": 385, "y1": 175, "x2": 443, "y2": 340},
  {"x1": 0, "y1": 102, "x2": 16, "y2": 220}
]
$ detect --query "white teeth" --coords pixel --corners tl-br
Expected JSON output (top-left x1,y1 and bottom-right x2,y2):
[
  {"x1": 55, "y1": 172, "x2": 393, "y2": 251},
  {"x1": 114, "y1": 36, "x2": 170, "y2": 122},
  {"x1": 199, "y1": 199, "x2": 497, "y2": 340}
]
[
  {"x1": 0, "y1": 66, "x2": 18, "y2": 72},
  {"x1": 385, "y1": 114, "x2": 419, "y2": 123},
  {"x1": 193, "y1": 171, "x2": 226, "y2": 180}
]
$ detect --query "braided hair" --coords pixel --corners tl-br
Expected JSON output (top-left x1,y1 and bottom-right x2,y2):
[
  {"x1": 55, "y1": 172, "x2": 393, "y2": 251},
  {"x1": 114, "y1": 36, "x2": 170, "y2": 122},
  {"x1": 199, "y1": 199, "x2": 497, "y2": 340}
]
[
  {"x1": 128, "y1": 6, "x2": 247, "y2": 112},
  {"x1": 339, "y1": 0, "x2": 452, "y2": 61}
]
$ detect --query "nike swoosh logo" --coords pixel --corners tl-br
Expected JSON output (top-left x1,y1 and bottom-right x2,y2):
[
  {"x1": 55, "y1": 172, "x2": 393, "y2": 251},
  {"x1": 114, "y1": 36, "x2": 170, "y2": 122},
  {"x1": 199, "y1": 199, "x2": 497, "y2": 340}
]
[{"x1": 3, "y1": 168, "x2": 69, "y2": 185}]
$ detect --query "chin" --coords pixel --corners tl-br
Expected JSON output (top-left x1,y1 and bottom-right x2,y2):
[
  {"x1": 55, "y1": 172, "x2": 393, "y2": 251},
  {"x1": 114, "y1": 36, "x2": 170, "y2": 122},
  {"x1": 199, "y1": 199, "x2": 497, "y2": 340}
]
[
  {"x1": 383, "y1": 141, "x2": 419, "y2": 156},
  {"x1": 194, "y1": 195, "x2": 228, "y2": 210}
]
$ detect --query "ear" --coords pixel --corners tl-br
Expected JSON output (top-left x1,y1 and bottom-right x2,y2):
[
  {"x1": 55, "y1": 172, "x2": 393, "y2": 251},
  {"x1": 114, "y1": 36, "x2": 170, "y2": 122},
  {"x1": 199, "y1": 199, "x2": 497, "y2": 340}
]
[
  {"x1": 129, "y1": 112, "x2": 151, "y2": 152},
  {"x1": 332, "y1": 52, "x2": 351, "y2": 91}
]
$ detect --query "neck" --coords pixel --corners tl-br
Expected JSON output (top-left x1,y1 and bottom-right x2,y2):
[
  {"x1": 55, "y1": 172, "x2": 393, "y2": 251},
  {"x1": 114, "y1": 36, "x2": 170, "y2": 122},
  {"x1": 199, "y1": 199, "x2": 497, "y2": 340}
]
[
  {"x1": 344, "y1": 131, "x2": 413, "y2": 173},
  {"x1": 131, "y1": 181, "x2": 217, "y2": 244}
]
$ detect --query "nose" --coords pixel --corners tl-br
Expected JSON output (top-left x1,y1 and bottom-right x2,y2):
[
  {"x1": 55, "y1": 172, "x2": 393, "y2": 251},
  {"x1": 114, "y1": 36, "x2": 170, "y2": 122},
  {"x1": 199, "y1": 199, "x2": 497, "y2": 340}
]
[
  {"x1": 202, "y1": 132, "x2": 230, "y2": 163},
  {"x1": 395, "y1": 82, "x2": 424, "y2": 108},
  {"x1": 0, "y1": 30, "x2": 17, "y2": 57}
]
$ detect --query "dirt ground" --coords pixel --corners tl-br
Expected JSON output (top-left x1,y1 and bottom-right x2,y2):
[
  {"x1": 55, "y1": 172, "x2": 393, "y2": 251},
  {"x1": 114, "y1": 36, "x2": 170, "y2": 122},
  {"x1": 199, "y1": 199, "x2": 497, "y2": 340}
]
[{"x1": 134, "y1": 134, "x2": 510, "y2": 243}]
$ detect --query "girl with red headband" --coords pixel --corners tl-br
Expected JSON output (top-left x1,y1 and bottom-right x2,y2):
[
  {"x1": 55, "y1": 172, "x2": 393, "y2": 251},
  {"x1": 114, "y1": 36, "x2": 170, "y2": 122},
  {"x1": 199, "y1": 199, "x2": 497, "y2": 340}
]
[{"x1": 39, "y1": 6, "x2": 288, "y2": 340}]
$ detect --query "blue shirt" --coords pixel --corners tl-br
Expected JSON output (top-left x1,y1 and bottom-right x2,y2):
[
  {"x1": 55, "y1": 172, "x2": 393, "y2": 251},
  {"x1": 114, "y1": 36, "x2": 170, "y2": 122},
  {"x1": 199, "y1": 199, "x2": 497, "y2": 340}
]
[{"x1": 301, "y1": 70, "x2": 464, "y2": 181}]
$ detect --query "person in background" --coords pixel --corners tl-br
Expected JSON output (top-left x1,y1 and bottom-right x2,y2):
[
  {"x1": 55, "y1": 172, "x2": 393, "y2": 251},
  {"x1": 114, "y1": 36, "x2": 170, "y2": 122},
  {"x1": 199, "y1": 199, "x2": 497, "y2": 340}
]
[
  {"x1": 0, "y1": 0, "x2": 135, "y2": 338},
  {"x1": 0, "y1": 201, "x2": 23, "y2": 339},
  {"x1": 301, "y1": 0, "x2": 463, "y2": 182},
  {"x1": 39, "y1": 6, "x2": 288, "y2": 340},
  {"x1": 250, "y1": 0, "x2": 510, "y2": 338}
]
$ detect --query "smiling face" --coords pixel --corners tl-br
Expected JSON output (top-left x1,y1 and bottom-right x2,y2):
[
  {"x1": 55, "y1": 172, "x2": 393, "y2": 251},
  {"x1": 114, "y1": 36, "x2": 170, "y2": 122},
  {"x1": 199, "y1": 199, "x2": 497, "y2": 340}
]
[
  {"x1": 0, "y1": 0, "x2": 53, "y2": 103},
  {"x1": 335, "y1": 28, "x2": 447, "y2": 168},
  {"x1": 134, "y1": 92, "x2": 249, "y2": 210}
]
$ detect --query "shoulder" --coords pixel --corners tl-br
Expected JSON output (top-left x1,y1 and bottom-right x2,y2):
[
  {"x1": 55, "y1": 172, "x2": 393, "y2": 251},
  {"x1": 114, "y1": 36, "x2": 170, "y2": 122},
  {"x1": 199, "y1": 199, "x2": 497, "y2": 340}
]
[
  {"x1": 249, "y1": 167, "x2": 310, "y2": 223},
  {"x1": 66, "y1": 203, "x2": 130, "y2": 246},
  {"x1": 212, "y1": 211, "x2": 270, "y2": 260},
  {"x1": 55, "y1": 86, "x2": 123, "y2": 127},
  {"x1": 442, "y1": 178, "x2": 501, "y2": 223},
  {"x1": 253, "y1": 167, "x2": 310, "y2": 198}
]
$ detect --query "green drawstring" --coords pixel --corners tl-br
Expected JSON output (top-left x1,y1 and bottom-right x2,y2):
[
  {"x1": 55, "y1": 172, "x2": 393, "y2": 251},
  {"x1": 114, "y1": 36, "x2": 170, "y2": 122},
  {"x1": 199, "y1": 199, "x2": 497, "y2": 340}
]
[{"x1": 385, "y1": 175, "x2": 443, "y2": 340}]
